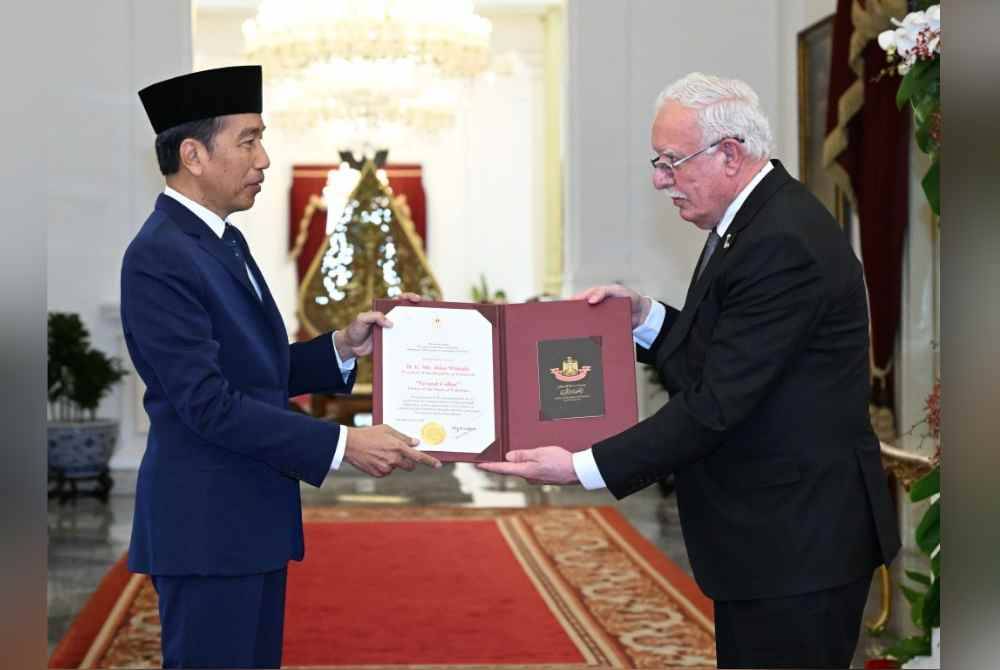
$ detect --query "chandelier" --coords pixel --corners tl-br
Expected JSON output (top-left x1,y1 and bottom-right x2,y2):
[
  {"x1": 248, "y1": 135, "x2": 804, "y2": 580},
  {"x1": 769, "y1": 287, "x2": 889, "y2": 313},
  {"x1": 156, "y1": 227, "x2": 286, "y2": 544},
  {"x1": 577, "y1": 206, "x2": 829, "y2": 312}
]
[{"x1": 243, "y1": 0, "x2": 492, "y2": 134}]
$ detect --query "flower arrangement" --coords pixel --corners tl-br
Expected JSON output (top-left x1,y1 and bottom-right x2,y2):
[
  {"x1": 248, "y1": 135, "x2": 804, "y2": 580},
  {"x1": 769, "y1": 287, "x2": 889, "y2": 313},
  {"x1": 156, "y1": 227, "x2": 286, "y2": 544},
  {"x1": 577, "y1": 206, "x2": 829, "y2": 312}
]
[
  {"x1": 877, "y1": 5, "x2": 941, "y2": 76},
  {"x1": 469, "y1": 274, "x2": 507, "y2": 304},
  {"x1": 878, "y1": 3, "x2": 940, "y2": 217},
  {"x1": 875, "y1": 5, "x2": 941, "y2": 666}
]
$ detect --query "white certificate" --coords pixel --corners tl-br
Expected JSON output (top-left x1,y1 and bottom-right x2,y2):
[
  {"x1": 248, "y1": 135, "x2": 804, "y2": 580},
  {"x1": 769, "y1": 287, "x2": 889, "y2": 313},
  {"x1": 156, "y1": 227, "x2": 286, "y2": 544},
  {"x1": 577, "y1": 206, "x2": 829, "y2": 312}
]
[{"x1": 381, "y1": 307, "x2": 496, "y2": 453}]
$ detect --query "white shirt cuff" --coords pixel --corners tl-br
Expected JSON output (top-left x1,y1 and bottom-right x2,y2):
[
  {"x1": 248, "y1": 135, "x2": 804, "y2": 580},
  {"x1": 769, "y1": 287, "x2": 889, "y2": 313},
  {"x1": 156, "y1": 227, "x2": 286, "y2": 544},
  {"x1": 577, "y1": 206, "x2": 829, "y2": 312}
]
[
  {"x1": 572, "y1": 448, "x2": 608, "y2": 490},
  {"x1": 331, "y1": 331, "x2": 356, "y2": 383},
  {"x1": 331, "y1": 426, "x2": 348, "y2": 470},
  {"x1": 632, "y1": 299, "x2": 666, "y2": 350}
]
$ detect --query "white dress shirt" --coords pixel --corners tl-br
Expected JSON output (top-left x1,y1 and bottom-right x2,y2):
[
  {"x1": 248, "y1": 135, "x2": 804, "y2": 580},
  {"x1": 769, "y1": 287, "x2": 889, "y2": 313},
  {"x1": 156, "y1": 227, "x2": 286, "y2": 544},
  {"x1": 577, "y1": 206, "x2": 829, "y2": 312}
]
[
  {"x1": 571, "y1": 160, "x2": 774, "y2": 490},
  {"x1": 163, "y1": 186, "x2": 354, "y2": 469}
]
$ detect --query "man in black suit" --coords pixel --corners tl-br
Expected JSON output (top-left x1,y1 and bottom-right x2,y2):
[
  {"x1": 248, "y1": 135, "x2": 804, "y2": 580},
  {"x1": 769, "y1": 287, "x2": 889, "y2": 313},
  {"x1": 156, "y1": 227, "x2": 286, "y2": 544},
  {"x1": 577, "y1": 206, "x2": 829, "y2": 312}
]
[{"x1": 480, "y1": 72, "x2": 900, "y2": 668}]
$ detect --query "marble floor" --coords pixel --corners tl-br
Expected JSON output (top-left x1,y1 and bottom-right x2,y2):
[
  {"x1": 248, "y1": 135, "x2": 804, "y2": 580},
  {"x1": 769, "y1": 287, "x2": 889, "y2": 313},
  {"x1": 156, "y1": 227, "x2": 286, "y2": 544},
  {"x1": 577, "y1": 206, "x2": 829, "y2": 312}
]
[{"x1": 48, "y1": 464, "x2": 884, "y2": 667}]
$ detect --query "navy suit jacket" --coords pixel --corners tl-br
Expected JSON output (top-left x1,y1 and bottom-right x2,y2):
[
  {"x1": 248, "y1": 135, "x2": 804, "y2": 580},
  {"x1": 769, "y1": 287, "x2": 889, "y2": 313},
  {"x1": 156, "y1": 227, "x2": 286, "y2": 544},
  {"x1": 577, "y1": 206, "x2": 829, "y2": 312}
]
[
  {"x1": 121, "y1": 194, "x2": 353, "y2": 576},
  {"x1": 593, "y1": 162, "x2": 900, "y2": 601}
]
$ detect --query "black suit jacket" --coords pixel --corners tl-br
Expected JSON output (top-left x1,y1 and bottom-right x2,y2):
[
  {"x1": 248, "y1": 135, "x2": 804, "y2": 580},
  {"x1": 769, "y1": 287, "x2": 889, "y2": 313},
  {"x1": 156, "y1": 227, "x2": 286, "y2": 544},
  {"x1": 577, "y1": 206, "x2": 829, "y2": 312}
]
[{"x1": 593, "y1": 161, "x2": 900, "y2": 601}]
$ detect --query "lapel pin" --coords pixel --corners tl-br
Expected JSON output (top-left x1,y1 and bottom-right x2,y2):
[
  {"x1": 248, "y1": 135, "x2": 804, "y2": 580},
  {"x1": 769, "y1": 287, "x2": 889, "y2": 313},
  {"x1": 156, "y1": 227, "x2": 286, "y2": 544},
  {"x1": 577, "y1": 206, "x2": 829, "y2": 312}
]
[{"x1": 723, "y1": 233, "x2": 734, "y2": 249}]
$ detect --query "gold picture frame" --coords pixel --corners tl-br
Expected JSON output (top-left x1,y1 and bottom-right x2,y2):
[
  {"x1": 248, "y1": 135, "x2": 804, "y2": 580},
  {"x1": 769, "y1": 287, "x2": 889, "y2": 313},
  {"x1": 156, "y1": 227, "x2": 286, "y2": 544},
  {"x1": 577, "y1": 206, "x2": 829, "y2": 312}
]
[{"x1": 797, "y1": 14, "x2": 851, "y2": 229}]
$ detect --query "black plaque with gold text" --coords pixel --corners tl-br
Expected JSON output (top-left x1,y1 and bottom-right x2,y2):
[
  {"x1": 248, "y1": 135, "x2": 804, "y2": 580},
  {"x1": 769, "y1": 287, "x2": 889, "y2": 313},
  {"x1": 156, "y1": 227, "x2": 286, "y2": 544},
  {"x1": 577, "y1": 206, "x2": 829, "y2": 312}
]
[{"x1": 537, "y1": 337, "x2": 605, "y2": 421}]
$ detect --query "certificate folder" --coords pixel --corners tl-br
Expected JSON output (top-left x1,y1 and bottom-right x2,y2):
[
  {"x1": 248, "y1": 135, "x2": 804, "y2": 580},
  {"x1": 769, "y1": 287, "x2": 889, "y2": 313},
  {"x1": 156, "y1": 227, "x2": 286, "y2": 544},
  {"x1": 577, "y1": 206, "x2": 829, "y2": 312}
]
[{"x1": 372, "y1": 298, "x2": 638, "y2": 463}]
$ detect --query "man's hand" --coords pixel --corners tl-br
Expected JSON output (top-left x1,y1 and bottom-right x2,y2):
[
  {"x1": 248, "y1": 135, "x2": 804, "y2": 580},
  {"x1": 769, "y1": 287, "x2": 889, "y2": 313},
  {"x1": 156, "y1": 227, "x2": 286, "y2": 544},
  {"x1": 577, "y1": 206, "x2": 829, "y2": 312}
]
[
  {"x1": 571, "y1": 284, "x2": 650, "y2": 329},
  {"x1": 334, "y1": 292, "x2": 423, "y2": 360},
  {"x1": 476, "y1": 446, "x2": 579, "y2": 485},
  {"x1": 344, "y1": 424, "x2": 442, "y2": 478}
]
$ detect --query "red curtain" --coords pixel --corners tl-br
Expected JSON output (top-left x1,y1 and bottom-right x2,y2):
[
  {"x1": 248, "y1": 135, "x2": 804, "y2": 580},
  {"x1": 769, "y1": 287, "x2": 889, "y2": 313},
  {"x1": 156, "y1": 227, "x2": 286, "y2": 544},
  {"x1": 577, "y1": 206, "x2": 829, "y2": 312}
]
[
  {"x1": 288, "y1": 163, "x2": 427, "y2": 291},
  {"x1": 826, "y1": 0, "x2": 910, "y2": 418}
]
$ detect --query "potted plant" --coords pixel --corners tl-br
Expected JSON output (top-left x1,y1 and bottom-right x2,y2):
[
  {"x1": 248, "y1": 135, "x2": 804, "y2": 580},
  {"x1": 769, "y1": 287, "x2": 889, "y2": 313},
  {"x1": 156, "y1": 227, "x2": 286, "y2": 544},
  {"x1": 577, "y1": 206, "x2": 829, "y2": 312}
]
[
  {"x1": 47, "y1": 312, "x2": 127, "y2": 497},
  {"x1": 470, "y1": 274, "x2": 507, "y2": 304}
]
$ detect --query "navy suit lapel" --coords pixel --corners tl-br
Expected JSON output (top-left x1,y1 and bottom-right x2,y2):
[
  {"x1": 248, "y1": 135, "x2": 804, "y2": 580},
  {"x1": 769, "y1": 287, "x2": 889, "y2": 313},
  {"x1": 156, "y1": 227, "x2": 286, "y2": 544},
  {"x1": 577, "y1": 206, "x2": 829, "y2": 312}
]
[
  {"x1": 229, "y1": 227, "x2": 291, "y2": 358},
  {"x1": 156, "y1": 195, "x2": 289, "y2": 361},
  {"x1": 156, "y1": 195, "x2": 260, "y2": 303},
  {"x1": 658, "y1": 161, "x2": 793, "y2": 363}
]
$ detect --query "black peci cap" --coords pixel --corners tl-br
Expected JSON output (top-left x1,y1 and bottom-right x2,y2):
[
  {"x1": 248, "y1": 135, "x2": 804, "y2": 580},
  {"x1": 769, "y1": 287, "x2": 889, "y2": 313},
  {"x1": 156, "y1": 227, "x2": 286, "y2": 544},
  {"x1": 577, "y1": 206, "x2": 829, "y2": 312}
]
[{"x1": 138, "y1": 65, "x2": 262, "y2": 134}]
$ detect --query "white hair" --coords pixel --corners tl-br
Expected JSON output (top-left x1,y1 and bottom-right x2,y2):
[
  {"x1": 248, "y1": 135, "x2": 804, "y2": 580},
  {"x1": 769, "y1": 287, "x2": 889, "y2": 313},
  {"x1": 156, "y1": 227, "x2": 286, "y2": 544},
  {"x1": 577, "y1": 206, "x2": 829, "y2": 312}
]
[{"x1": 654, "y1": 72, "x2": 773, "y2": 159}]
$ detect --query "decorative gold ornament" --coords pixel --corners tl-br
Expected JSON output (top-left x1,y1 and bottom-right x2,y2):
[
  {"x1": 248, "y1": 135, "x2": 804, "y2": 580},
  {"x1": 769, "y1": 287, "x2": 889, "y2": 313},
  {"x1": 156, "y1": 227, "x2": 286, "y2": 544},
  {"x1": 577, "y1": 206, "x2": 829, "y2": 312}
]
[
  {"x1": 879, "y1": 441, "x2": 934, "y2": 491},
  {"x1": 297, "y1": 159, "x2": 441, "y2": 388}
]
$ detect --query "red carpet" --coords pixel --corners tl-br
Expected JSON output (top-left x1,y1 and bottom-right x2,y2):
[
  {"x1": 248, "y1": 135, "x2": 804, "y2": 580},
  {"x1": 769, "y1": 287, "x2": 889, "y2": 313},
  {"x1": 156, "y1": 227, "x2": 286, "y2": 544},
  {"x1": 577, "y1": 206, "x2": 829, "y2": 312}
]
[{"x1": 51, "y1": 507, "x2": 715, "y2": 669}]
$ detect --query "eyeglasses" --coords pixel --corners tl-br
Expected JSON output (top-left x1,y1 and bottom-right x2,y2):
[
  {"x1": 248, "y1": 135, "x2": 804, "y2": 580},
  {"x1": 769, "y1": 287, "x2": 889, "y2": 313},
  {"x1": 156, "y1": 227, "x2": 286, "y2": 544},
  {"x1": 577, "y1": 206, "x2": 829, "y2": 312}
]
[{"x1": 650, "y1": 136, "x2": 745, "y2": 177}]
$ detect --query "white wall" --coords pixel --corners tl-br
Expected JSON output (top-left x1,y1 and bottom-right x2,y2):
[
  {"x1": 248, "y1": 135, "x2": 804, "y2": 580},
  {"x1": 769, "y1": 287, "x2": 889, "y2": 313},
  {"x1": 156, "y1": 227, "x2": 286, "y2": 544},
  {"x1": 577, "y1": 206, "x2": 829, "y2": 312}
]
[{"x1": 46, "y1": 1, "x2": 193, "y2": 470}]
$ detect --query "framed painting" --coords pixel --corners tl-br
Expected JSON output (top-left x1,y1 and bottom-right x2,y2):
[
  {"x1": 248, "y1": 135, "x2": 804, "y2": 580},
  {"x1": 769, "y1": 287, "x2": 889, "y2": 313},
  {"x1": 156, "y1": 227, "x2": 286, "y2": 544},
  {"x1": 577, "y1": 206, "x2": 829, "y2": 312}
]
[{"x1": 797, "y1": 14, "x2": 852, "y2": 229}]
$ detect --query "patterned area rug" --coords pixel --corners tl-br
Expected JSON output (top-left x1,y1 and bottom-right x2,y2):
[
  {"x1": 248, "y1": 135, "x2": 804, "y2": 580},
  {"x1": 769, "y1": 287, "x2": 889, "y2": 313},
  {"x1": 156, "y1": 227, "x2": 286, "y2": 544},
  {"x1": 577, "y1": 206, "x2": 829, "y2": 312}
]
[{"x1": 50, "y1": 507, "x2": 715, "y2": 669}]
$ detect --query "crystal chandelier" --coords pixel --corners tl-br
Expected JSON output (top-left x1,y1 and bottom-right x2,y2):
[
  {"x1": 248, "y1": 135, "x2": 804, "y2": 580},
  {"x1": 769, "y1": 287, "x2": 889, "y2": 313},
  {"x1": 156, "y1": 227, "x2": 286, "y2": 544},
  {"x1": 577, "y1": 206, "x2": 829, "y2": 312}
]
[{"x1": 243, "y1": 0, "x2": 492, "y2": 134}]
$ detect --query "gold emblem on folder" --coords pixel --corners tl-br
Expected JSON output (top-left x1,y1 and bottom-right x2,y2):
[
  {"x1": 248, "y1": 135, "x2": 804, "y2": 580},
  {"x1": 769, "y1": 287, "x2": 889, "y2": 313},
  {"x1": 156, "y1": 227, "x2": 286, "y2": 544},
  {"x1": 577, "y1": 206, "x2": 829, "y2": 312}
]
[{"x1": 550, "y1": 356, "x2": 591, "y2": 383}]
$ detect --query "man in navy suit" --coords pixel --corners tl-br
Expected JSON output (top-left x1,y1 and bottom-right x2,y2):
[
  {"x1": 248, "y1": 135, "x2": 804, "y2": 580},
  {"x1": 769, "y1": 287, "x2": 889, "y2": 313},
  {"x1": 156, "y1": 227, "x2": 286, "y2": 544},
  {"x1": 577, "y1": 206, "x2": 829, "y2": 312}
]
[
  {"x1": 124, "y1": 65, "x2": 441, "y2": 669},
  {"x1": 480, "y1": 73, "x2": 900, "y2": 668}
]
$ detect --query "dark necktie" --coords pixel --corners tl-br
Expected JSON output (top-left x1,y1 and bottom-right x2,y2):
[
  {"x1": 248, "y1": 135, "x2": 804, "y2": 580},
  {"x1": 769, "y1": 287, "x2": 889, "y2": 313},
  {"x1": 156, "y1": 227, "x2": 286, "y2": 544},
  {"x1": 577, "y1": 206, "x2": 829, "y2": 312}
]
[
  {"x1": 695, "y1": 229, "x2": 721, "y2": 282},
  {"x1": 223, "y1": 225, "x2": 261, "y2": 301},
  {"x1": 222, "y1": 224, "x2": 243, "y2": 261}
]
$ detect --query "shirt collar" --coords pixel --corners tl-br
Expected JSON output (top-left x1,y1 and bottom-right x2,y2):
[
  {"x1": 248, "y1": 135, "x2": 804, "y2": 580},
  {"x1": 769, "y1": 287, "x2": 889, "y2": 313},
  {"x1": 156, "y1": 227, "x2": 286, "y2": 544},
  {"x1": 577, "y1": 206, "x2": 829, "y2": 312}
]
[
  {"x1": 163, "y1": 186, "x2": 227, "y2": 239},
  {"x1": 716, "y1": 160, "x2": 773, "y2": 237}
]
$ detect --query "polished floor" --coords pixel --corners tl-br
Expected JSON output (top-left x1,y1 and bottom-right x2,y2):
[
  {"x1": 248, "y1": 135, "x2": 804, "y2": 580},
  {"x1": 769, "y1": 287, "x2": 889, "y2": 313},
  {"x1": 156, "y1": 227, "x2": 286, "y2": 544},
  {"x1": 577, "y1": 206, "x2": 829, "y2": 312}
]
[{"x1": 48, "y1": 464, "x2": 884, "y2": 667}]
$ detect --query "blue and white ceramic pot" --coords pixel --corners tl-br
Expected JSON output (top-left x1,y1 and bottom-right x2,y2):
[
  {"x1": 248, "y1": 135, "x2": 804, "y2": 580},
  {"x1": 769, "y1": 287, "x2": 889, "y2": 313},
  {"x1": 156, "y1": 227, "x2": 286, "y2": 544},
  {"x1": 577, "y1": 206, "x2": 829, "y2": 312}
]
[{"x1": 47, "y1": 420, "x2": 119, "y2": 479}]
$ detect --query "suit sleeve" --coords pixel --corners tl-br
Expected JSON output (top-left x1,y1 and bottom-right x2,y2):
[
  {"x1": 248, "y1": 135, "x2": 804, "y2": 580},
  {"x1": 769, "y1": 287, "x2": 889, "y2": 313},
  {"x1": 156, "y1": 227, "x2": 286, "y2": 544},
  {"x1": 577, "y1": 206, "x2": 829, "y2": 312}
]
[
  {"x1": 122, "y1": 239, "x2": 339, "y2": 487},
  {"x1": 593, "y1": 233, "x2": 827, "y2": 499},
  {"x1": 287, "y1": 333, "x2": 356, "y2": 398}
]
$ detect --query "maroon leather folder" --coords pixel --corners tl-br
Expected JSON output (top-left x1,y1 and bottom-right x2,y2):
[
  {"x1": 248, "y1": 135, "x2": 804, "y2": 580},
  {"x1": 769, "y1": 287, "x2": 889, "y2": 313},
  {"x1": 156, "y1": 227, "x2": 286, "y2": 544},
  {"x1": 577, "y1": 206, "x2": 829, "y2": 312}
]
[{"x1": 372, "y1": 298, "x2": 638, "y2": 462}]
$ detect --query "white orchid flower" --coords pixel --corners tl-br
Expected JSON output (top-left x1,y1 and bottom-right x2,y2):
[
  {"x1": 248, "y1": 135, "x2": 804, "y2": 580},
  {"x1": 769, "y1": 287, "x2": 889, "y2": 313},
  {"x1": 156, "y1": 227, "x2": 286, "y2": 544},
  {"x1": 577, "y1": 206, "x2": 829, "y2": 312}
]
[
  {"x1": 878, "y1": 29, "x2": 897, "y2": 52},
  {"x1": 879, "y1": 4, "x2": 941, "y2": 61},
  {"x1": 899, "y1": 10, "x2": 928, "y2": 32},
  {"x1": 894, "y1": 26, "x2": 917, "y2": 55},
  {"x1": 926, "y1": 5, "x2": 941, "y2": 32}
]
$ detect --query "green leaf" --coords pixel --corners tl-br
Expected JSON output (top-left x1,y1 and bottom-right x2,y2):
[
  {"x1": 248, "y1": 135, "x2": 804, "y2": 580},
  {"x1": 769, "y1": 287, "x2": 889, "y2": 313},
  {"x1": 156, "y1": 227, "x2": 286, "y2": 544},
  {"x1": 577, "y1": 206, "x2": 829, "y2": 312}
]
[
  {"x1": 913, "y1": 92, "x2": 937, "y2": 126},
  {"x1": 887, "y1": 634, "x2": 932, "y2": 663},
  {"x1": 932, "y1": 553, "x2": 940, "y2": 577},
  {"x1": 906, "y1": 570, "x2": 932, "y2": 587},
  {"x1": 901, "y1": 584, "x2": 925, "y2": 606},
  {"x1": 915, "y1": 119, "x2": 932, "y2": 154},
  {"x1": 911, "y1": 467, "x2": 940, "y2": 502},
  {"x1": 913, "y1": 96, "x2": 939, "y2": 155},
  {"x1": 896, "y1": 60, "x2": 936, "y2": 109},
  {"x1": 911, "y1": 593, "x2": 925, "y2": 629},
  {"x1": 922, "y1": 160, "x2": 940, "y2": 216},
  {"x1": 916, "y1": 499, "x2": 941, "y2": 555},
  {"x1": 922, "y1": 579, "x2": 940, "y2": 630}
]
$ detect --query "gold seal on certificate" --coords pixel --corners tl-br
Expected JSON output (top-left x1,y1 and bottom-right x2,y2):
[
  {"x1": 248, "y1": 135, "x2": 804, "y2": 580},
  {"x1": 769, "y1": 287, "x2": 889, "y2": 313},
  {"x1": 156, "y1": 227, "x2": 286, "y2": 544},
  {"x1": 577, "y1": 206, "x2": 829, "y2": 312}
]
[{"x1": 420, "y1": 421, "x2": 447, "y2": 446}]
